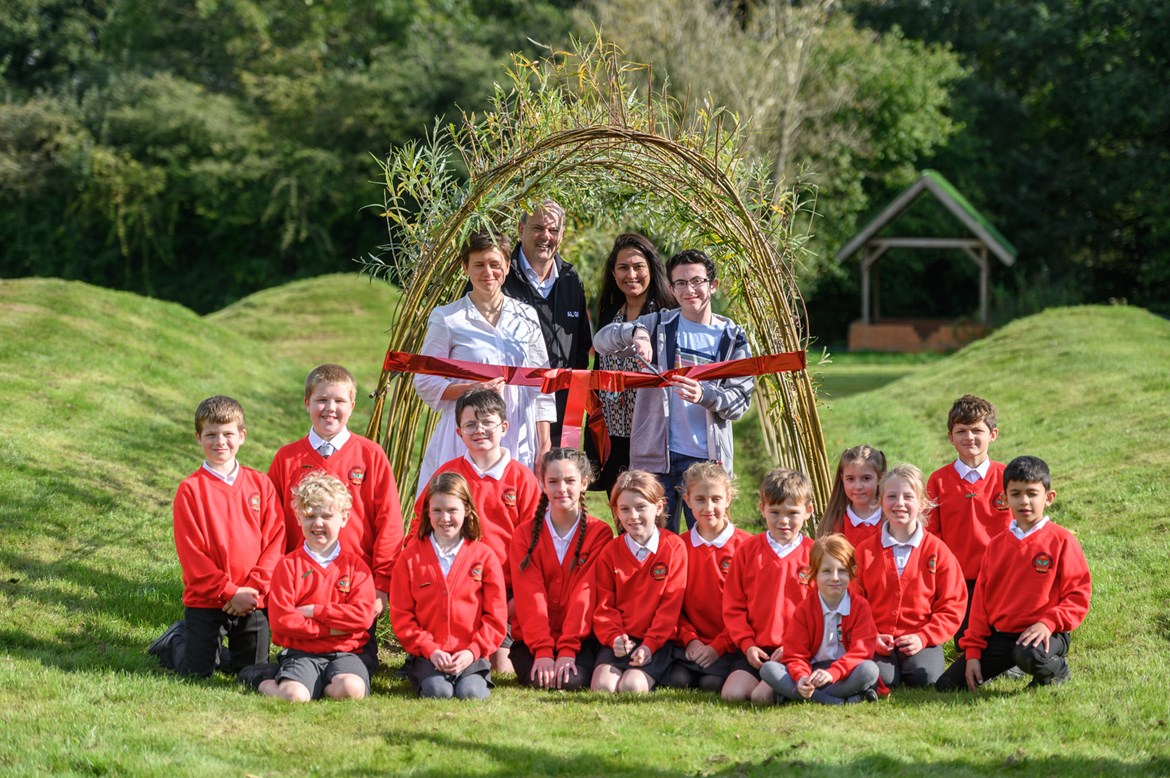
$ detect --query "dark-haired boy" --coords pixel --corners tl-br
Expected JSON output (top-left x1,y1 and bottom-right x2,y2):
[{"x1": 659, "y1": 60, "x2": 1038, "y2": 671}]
[
  {"x1": 267, "y1": 364, "x2": 404, "y2": 669},
  {"x1": 149, "y1": 396, "x2": 285, "y2": 677},
  {"x1": 927, "y1": 394, "x2": 1009, "y2": 644},
  {"x1": 593, "y1": 249, "x2": 754, "y2": 533},
  {"x1": 936, "y1": 455, "x2": 1091, "y2": 691}
]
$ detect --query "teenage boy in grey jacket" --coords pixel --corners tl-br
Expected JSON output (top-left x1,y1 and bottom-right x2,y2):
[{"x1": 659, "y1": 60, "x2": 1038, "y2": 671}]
[{"x1": 593, "y1": 249, "x2": 753, "y2": 533}]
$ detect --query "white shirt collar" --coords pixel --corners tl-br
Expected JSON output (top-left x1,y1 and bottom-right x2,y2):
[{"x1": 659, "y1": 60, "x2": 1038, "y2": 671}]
[
  {"x1": 202, "y1": 460, "x2": 240, "y2": 485},
  {"x1": 953, "y1": 457, "x2": 991, "y2": 483},
  {"x1": 518, "y1": 247, "x2": 558, "y2": 298},
  {"x1": 545, "y1": 511, "x2": 580, "y2": 564},
  {"x1": 309, "y1": 427, "x2": 351, "y2": 453},
  {"x1": 820, "y1": 591, "x2": 851, "y2": 617},
  {"x1": 690, "y1": 522, "x2": 735, "y2": 548},
  {"x1": 1010, "y1": 515, "x2": 1050, "y2": 540},
  {"x1": 463, "y1": 449, "x2": 511, "y2": 481},
  {"x1": 766, "y1": 532, "x2": 803, "y2": 559},
  {"x1": 846, "y1": 504, "x2": 882, "y2": 527},
  {"x1": 624, "y1": 528, "x2": 660, "y2": 561},
  {"x1": 303, "y1": 540, "x2": 342, "y2": 567},
  {"x1": 881, "y1": 522, "x2": 924, "y2": 549},
  {"x1": 430, "y1": 535, "x2": 464, "y2": 577}
]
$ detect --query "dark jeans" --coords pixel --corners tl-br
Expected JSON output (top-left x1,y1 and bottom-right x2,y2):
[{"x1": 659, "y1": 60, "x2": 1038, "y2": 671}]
[
  {"x1": 937, "y1": 630, "x2": 1071, "y2": 691},
  {"x1": 658, "y1": 453, "x2": 709, "y2": 533},
  {"x1": 952, "y1": 579, "x2": 977, "y2": 652},
  {"x1": 168, "y1": 607, "x2": 270, "y2": 678},
  {"x1": 874, "y1": 644, "x2": 946, "y2": 688}
]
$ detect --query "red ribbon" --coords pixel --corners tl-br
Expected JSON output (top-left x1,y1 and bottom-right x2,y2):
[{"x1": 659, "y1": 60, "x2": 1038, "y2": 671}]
[{"x1": 383, "y1": 349, "x2": 807, "y2": 451}]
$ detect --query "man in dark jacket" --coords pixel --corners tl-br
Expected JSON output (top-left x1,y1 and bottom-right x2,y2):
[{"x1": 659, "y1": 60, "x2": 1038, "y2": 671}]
[{"x1": 504, "y1": 200, "x2": 593, "y2": 446}]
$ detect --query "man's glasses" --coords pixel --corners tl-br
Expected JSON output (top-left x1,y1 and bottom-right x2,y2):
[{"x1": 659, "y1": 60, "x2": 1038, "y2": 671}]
[
  {"x1": 670, "y1": 277, "x2": 711, "y2": 292},
  {"x1": 459, "y1": 420, "x2": 501, "y2": 434}
]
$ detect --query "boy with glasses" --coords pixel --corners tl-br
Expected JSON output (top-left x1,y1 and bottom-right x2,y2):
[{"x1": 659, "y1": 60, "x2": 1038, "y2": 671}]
[{"x1": 594, "y1": 249, "x2": 754, "y2": 532}]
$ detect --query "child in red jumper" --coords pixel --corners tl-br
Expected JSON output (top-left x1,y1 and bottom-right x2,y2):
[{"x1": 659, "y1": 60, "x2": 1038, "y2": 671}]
[
  {"x1": 760, "y1": 534, "x2": 880, "y2": 705},
  {"x1": 854, "y1": 464, "x2": 967, "y2": 688},
  {"x1": 721, "y1": 468, "x2": 814, "y2": 705},
  {"x1": 411, "y1": 388, "x2": 540, "y2": 674},
  {"x1": 817, "y1": 445, "x2": 887, "y2": 548},
  {"x1": 926, "y1": 395, "x2": 1009, "y2": 646},
  {"x1": 666, "y1": 462, "x2": 750, "y2": 691},
  {"x1": 509, "y1": 448, "x2": 613, "y2": 690},
  {"x1": 267, "y1": 364, "x2": 404, "y2": 668},
  {"x1": 391, "y1": 472, "x2": 507, "y2": 700},
  {"x1": 258, "y1": 472, "x2": 376, "y2": 701},
  {"x1": 936, "y1": 456, "x2": 1091, "y2": 692},
  {"x1": 149, "y1": 396, "x2": 285, "y2": 678},
  {"x1": 590, "y1": 471, "x2": 688, "y2": 694}
]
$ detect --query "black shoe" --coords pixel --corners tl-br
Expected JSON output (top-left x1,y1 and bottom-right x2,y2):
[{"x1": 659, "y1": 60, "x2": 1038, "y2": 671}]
[
  {"x1": 1028, "y1": 664, "x2": 1071, "y2": 688},
  {"x1": 1005, "y1": 665, "x2": 1026, "y2": 679},
  {"x1": 862, "y1": 686, "x2": 880, "y2": 703},
  {"x1": 148, "y1": 621, "x2": 184, "y2": 657},
  {"x1": 237, "y1": 662, "x2": 279, "y2": 691}
]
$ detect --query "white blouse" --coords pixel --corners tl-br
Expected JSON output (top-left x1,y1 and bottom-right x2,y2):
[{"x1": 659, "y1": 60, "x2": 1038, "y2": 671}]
[{"x1": 413, "y1": 295, "x2": 555, "y2": 496}]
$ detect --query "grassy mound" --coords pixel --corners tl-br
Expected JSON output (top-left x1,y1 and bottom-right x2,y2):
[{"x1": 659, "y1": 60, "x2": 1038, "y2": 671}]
[{"x1": 0, "y1": 279, "x2": 1166, "y2": 776}]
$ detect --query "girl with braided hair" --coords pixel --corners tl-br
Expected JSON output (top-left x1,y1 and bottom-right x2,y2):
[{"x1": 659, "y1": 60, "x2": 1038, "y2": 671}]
[{"x1": 508, "y1": 448, "x2": 614, "y2": 690}]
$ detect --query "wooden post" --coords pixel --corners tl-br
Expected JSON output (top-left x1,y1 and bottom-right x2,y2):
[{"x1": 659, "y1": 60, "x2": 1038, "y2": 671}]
[
  {"x1": 980, "y1": 245, "x2": 989, "y2": 324},
  {"x1": 861, "y1": 245, "x2": 871, "y2": 324}
]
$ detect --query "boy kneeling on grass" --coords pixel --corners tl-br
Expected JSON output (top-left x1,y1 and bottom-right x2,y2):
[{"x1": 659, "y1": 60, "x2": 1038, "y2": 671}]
[
  {"x1": 936, "y1": 455, "x2": 1091, "y2": 692},
  {"x1": 244, "y1": 471, "x2": 377, "y2": 701}
]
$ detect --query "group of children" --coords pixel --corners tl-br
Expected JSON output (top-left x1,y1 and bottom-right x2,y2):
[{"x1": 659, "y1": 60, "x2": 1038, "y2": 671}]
[{"x1": 150, "y1": 362, "x2": 1091, "y2": 706}]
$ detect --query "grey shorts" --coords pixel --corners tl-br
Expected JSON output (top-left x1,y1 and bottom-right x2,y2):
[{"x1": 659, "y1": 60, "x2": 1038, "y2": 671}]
[{"x1": 275, "y1": 649, "x2": 371, "y2": 700}]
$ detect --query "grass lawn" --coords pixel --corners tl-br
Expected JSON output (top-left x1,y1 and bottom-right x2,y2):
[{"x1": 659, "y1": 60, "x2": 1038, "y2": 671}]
[{"x1": 1, "y1": 277, "x2": 1167, "y2": 776}]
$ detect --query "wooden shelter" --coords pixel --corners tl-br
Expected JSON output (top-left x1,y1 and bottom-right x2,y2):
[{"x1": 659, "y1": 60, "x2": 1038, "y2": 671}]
[{"x1": 835, "y1": 170, "x2": 1017, "y2": 351}]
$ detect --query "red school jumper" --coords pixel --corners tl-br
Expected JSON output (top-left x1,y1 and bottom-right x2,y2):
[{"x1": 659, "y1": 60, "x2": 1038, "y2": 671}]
[
  {"x1": 509, "y1": 515, "x2": 614, "y2": 660},
  {"x1": 838, "y1": 514, "x2": 881, "y2": 551},
  {"x1": 677, "y1": 527, "x2": 752, "y2": 654},
  {"x1": 961, "y1": 520, "x2": 1091, "y2": 661},
  {"x1": 267, "y1": 546, "x2": 377, "y2": 654},
  {"x1": 722, "y1": 533, "x2": 813, "y2": 654},
  {"x1": 173, "y1": 466, "x2": 286, "y2": 609},
  {"x1": 413, "y1": 455, "x2": 540, "y2": 589},
  {"x1": 591, "y1": 531, "x2": 688, "y2": 655},
  {"x1": 268, "y1": 435, "x2": 404, "y2": 592},
  {"x1": 926, "y1": 461, "x2": 1009, "y2": 580},
  {"x1": 390, "y1": 538, "x2": 508, "y2": 661},
  {"x1": 853, "y1": 530, "x2": 968, "y2": 647},
  {"x1": 783, "y1": 590, "x2": 879, "y2": 684}
]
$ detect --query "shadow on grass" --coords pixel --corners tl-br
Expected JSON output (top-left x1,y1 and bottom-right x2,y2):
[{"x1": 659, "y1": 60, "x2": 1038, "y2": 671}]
[{"x1": 368, "y1": 727, "x2": 1170, "y2": 777}]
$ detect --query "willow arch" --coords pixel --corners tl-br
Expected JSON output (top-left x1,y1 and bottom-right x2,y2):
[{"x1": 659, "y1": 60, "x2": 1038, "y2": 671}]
[{"x1": 365, "y1": 37, "x2": 831, "y2": 518}]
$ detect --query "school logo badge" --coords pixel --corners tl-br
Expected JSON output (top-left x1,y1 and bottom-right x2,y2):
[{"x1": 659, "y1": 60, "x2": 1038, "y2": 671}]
[
  {"x1": 470, "y1": 564, "x2": 483, "y2": 582},
  {"x1": 248, "y1": 493, "x2": 261, "y2": 512},
  {"x1": 797, "y1": 565, "x2": 811, "y2": 585},
  {"x1": 576, "y1": 555, "x2": 588, "y2": 567},
  {"x1": 720, "y1": 557, "x2": 732, "y2": 574},
  {"x1": 651, "y1": 563, "x2": 668, "y2": 581},
  {"x1": 348, "y1": 467, "x2": 365, "y2": 486},
  {"x1": 994, "y1": 492, "x2": 1010, "y2": 512},
  {"x1": 839, "y1": 626, "x2": 851, "y2": 645},
  {"x1": 337, "y1": 575, "x2": 351, "y2": 594},
  {"x1": 502, "y1": 489, "x2": 517, "y2": 508},
  {"x1": 927, "y1": 554, "x2": 937, "y2": 574},
  {"x1": 1032, "y1": 553, "x2": 1053, "y2": 574}
]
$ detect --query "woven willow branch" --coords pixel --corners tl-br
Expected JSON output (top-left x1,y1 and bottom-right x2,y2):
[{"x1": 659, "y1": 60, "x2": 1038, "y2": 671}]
[{"x1": 364, "y1": 36, "x2": 830, "y2": 526}]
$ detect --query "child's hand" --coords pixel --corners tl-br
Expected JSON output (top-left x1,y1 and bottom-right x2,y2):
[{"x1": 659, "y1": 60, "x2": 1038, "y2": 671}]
[
  {"x1": 685, "y1": 640, "x2": 718, "y2": 668},
  {"x1": 895, "y1": 633, "x2": 924, "y2": 656},
  {"x1": 430, "y1": 649, "x2": 454, "y2": 673},
  {"x1": 876, "y1": 634, "x2": 895, "y2": 655},
  {"x1": 1017, "y1": 621, "x2": 1052, "y2": 652},
  {"x1": 613, "y1": 634, "x2": 634, "y2": 658},
  {"x1": 965, "y1": 658, "x2": 983, "y2": 692},
  {"x1": 768, "y1": 646, "x2": 785, "y2": 663},
  {"x1": 448, "y1": 649, "x2": 474, "y2": 676},
  {"x1": 554, "y1": 656, "x2": 579, "y2": 688},
  {"x1": 296, "y1": 604, "x2": 315, "y2": 618},
  {"x1": 223, "y1": 588, "x2": 259, "y2": 616},
  {"x1": 809, "y1": 668, "x2": 833, "y2": 688},
  {"x1": 669, "y1": 375, "x2": 704, "y2": 405},
  {"x1": 531, "y1": 657, "x2": 556, "y2": 688},
  {"x1": 375, "y1": 590, "x2": 388, "y2": 618},
  {"x1": 744, "y1": 646, "x2": 768, "y2": 668},
  {"x1": 629, "y1": 644, "x2": 651, "y2": 667},
  {"x1": 796, "y1": 675, "x2": 816, "y2": 699}
]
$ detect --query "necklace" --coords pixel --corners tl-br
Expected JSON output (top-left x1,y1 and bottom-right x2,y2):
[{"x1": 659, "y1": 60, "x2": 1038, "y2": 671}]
[{"x1": 472, "y1": 294, "x2": 505, "y2": 321}]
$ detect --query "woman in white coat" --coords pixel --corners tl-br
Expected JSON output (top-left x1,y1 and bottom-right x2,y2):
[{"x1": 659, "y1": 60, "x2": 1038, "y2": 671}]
[{"x1": 413, "y1": 231, "x2": 555, "y2": 495}]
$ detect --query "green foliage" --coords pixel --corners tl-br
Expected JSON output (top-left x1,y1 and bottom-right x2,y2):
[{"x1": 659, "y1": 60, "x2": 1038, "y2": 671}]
[
  {"x1": 2, "y1": 278, "x2": 1169, "y2": 775},
  {"x1": 0, "y1": 0, "x2": 578, "y2": 313}
]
